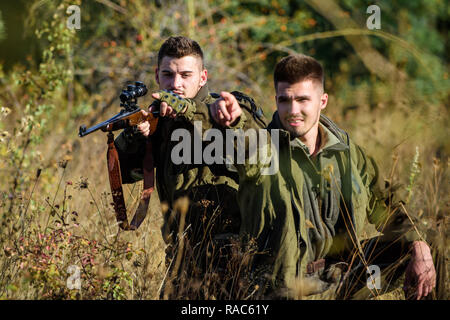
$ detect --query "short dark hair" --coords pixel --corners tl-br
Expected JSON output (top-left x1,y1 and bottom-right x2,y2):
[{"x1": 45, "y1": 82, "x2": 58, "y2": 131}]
[
  {"x1": 157, "y1": 36, "x2": 204, "y2": 68},
  {"x1": 274, "y1": 54, "x2": 324, "y2": 91}
]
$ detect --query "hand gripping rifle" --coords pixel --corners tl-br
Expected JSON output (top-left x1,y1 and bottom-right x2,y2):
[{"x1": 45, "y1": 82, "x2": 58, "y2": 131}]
[{"x1": 79, "y1": 81, "x2": 159, "y2": 230}]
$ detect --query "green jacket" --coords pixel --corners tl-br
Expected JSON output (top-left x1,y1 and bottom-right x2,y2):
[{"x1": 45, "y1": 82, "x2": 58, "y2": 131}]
[{"x1": 233, "y1": 111, "x2": 420, "y2": 294}]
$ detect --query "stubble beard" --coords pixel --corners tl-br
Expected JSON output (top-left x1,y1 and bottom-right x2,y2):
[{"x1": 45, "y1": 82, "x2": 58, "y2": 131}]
[
  {"x1": 282, "y1": 115, "x2": 309, "y2": 139},
  {"x1": 283, "y1": 113, "x2": 320, "y2": 140},
  {"x1": 287, "y1": 125, "x2": 309, "y2": 139}
]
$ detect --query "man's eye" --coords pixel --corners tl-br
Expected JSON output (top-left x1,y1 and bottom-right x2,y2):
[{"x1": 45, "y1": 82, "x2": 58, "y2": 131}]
[{"x1": 181, "y1": 74, "x2": 191, "y2": 78}]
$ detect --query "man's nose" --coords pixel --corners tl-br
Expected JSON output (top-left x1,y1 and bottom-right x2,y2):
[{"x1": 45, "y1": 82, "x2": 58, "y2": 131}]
[
  {"x1": 171, "y1": 74, "x2": 183, "y2": 89},
  {"x1": 289, "y1": 101, "x2": 301, "y2": 114}
]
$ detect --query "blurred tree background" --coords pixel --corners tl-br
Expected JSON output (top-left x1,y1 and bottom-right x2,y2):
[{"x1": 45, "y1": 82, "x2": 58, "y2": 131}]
[{"x1": 0, "y1": 0, "x2": 448, "y2": 299}]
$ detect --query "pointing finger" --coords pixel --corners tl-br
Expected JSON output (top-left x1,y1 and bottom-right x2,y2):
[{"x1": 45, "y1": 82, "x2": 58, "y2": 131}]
[
  {"x1": 217, "y1": 99, "x2": 231, "y2": 121},
  {"x1": 220, "y1": 91, "x2": 234, "y2": 103}
]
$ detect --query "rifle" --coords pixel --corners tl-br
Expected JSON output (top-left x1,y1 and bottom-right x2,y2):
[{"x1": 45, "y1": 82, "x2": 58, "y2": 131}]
[
  {"x1": 79, "y1": 81, "x2": 159, "y2": 230},
  {"x1": 79, "y1": 81, "x2": 159, "y2": 137}
]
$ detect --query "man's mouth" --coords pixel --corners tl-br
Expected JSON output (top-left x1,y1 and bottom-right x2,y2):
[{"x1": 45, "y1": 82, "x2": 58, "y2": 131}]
[
  {"x1": 172, "y1": 90, "x2": 184, "y2": 97},
  {"x1": 286, "y1": 118, "x2": 304, "y2": 126}
]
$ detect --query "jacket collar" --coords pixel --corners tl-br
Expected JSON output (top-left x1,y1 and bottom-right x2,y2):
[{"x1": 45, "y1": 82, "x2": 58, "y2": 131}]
[
  {"x1": 318, "y1": 124, "x2": 348, "y2": 153},
  {"x1": 268, "y1": 111, "x2": 283, "y2": 131},
  {"x1": 195, "y1": 84, "x2": 209, "y2": 102}
]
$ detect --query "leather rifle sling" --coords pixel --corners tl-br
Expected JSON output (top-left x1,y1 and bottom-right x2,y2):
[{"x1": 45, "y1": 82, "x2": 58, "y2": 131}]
[
  {"x1": 107, "y1": 132, "x2": 130, "y2": 230},
  {"x1": 106, "y1": 132, "x2": 155, "y2": 230},
  {"x1": 130, "y1": 138, "x2": 154, "y2": 229}
]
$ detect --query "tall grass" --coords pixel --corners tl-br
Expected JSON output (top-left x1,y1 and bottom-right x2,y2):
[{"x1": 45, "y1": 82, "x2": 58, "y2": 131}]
[{"x1": 0, "y1": 0, "x2": 447, "y2": 299}]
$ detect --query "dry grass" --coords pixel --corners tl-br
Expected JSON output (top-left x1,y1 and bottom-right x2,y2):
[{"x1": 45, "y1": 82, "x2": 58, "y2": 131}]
[{"x1": 0, "y1": 0, "x2": 447, "y2": 300}]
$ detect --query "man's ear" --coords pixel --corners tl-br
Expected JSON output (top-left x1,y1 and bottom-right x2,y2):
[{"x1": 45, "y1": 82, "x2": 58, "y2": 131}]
[
  {"x1": 155, "y1": 67, "x2": 160, "y2": 85},
  {"x1": 199, "y1": 68, "x2": 207, "y2": 87},
  {"x1": 320, "y1": 93, "x2": 328, "y2": 110}
]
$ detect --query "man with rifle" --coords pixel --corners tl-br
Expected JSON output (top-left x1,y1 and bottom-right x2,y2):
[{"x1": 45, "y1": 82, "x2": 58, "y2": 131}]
[{"x1": 114, "y1": 36, "x2": 266, "y2": 299}]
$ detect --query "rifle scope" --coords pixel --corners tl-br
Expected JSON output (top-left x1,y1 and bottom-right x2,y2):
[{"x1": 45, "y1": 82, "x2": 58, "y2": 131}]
[{"x1": 120, "y1": 81, "x2": 148, "y2": 103}]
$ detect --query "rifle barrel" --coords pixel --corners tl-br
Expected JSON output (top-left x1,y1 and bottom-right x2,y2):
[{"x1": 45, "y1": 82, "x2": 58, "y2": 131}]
[{"x1": 78, "y1": 109, "x2": 159, "y2": 138}]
